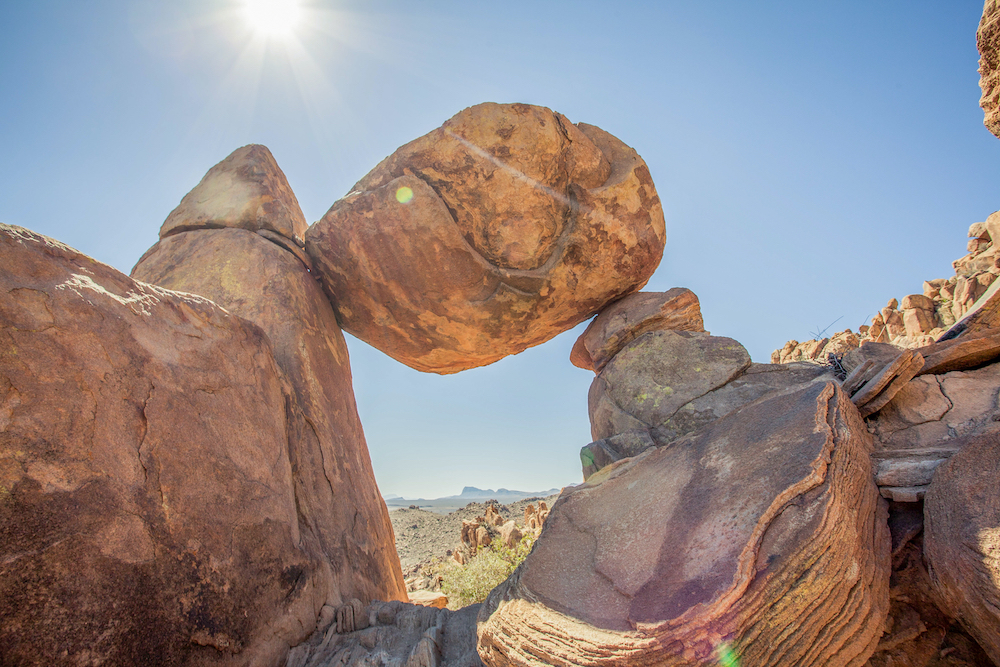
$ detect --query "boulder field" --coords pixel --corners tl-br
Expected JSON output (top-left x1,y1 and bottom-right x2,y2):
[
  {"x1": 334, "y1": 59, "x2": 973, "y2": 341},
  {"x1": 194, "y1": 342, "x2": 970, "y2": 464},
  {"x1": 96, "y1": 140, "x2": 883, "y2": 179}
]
[{"x1": 3, "y1": 22, "x2": 1000, "y2": 663}]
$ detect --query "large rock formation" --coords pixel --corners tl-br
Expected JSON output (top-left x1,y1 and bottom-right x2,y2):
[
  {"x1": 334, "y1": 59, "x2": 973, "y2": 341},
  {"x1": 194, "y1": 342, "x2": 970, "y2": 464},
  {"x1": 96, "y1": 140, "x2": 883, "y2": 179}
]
[
  {"x1": 981, "y1": 0, "x2": 1000, "y2": 138},
  {"x1": 305, "y1": 102, "x2": 666, "y2": 374},
  {"x1": 925, "y1": 432, "x2": 1000, "y2": 665},
  {"x1": 478, "y1": 382, "x2": 890, "y2": 667},
  {"x1": 133, "y1": 147, "x2": 406, "y2": 612},
  {"x1": 0, "y1": 225, "x2": 320, "y2": 665}
]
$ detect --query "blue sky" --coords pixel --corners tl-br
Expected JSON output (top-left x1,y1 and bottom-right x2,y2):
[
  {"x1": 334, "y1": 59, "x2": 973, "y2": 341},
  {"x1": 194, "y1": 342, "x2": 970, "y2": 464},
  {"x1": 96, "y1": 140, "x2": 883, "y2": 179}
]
[{"x1": 2, "y1": 1, "x2": 997, "y2": 498}]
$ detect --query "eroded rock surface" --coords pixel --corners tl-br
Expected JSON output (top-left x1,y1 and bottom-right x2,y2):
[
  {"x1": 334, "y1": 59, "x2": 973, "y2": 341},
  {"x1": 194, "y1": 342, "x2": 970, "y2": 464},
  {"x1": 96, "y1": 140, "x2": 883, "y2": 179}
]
[
  {"x1": 588, "y1": 330, "x2": 752, "y2": 442},
  {"x1": 570, "y1": 288, "x2": 705, "y2": 373},
  {"x1": 478, "y1": 382, "x2": 890, "y2": 667},
  {"x1": 133, "y1": 146, "x2": 406, "y2": 612},
  {"x1": 286, "y1": 601, "x2": 483, "y2": 667},
  {"x1": 0, "y1": 225, "x2": 319, "y2": 665},
  {"x1": 306, "y1": 102, "x2": 666, "y2": 374},
  {"x1": 980, "y1": 0, "x2": 1000, "y2": 138},
  {"x1": 133, "y1": 228, "x2": 406, "y2": 608},
  {"x1": 925, "y1": 432, "x2": 1000, "y2": 665},
  {"x1": 160, "y1": 144, "x2": 308, "y2": 244}
]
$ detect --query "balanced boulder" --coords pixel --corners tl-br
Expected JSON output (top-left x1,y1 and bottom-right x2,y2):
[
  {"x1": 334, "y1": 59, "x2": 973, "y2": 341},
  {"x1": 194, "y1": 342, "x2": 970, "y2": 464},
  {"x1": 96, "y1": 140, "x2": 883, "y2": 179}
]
[{"x1": 306, "y1": 102, "x2": 666, "y2": 374}]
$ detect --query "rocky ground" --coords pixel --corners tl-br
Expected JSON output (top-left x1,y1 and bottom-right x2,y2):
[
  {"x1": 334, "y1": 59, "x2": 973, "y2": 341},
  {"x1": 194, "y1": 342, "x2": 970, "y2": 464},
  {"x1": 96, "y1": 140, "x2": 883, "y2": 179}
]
[{"x1": 389, "y1": 494, "x2": 560, "y2": 574}]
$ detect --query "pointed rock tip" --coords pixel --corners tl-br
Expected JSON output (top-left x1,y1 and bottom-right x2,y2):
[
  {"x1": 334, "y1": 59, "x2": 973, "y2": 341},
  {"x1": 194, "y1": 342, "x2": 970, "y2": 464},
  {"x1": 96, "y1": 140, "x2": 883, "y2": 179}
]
[{"x1": 160, "y1": 144, "x2": 307, "y2": 244}]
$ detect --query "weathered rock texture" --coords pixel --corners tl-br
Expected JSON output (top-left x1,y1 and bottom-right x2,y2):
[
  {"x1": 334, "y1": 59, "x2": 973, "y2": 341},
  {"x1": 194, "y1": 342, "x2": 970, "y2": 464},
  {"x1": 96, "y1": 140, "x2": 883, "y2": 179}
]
[
  {"x1": 478, "y1": 382, "x2": 890, "y2": 667},
  {"x1": 570, "y1": 288, "x2": 705, "y2": 373},
  {"x1": 981, "y1": 0, "x2": 1000, "y2": 138},
  {"x1": 864, "y1": 504, "x2": 993, "y2": 667},
  {"x1": 160, "y1": 144, "x2": 308, "y2": 245},
  {"x1": 587, "y1": 327, "x2": 833, "y2": 462},
  {"x1": 773, "y1": 213, "x2": 1000, "y2": 362},
  {"x1": 133, "y1": 147, "x2": 406, "y2": 615},
  {"x1": 0, "y1": 225, "x2": 319, "y2": 665},
  {"x1": 306, "y1": 102, "x2": 666, "y2": 374},
  {"x1": 588, "y1": 330, "x2": 752, "y2": 442},
  {"x1": 925, "y1": 432, "x2": 1000, "y2": 665},
  {"x1": 286, "y1": 600, "x2": 484, "y2": 667}
]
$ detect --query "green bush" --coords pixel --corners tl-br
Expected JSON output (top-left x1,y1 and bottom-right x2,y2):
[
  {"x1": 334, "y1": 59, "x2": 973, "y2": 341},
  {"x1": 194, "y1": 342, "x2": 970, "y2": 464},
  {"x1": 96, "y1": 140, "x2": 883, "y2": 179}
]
[{"x1": 442, "y1": 534, "x2": 535, "y2": 609}]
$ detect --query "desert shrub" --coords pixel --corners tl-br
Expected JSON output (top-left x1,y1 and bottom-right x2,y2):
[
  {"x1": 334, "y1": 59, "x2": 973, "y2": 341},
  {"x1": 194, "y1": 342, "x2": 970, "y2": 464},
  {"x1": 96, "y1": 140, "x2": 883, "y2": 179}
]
[{"x1": 442, "y1": 533, "x2": 535, "y2": 609}]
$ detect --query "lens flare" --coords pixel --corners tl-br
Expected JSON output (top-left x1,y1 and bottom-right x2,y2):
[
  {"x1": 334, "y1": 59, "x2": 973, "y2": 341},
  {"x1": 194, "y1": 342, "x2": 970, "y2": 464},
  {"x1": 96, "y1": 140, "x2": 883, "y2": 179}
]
[
  {"x1": 396, "y1": 186, "x2": 414, "y2": 204},
  {"x1": 716, "y1": 643, "x2": 739, "y2": 667}
]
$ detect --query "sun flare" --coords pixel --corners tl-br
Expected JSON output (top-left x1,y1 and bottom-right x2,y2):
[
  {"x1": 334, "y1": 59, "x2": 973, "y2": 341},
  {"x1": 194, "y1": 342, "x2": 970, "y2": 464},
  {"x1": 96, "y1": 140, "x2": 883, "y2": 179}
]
[{"x1": 243, "y1": 0, "x2": 302, "y2": 39}]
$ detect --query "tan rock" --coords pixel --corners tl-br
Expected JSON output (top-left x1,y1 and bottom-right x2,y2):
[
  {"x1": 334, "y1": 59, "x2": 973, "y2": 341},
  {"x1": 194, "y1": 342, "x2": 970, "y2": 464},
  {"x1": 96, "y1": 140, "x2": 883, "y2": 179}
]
[
  {"x1": 133, "y1": 233, "x2": 405, "y2": 605},
  {"x1": 0, "y1": 225, "x2": 318, "y2": 665},
  {"x1": 159, "y1": 144, "x2": 308, "y2": 243},
  {"x1": 477, "y1": 382, "x2": 889, "y2": 667},
  {"x1": 917, "y1": 329, "x2": 1000, "y2": 375},
  {"x1": 925, "y1": 432, "x2": 1000, "y2": 664},
  {"x1": 979, "y1": 0, "x2": 1000, "y2": 138},
  {"x1": 570, "y1": 288, "x2": 704, "y2": 373},
  {"x1": 499, "y1": 521, "x2": 523, "y2": 549},
  {"x1": 901, "y1": 294, "x2": 934, "y2": 311},
  {"x1": 484, "y1": 503, "x2": 504, "y2": 528},
  {"x1": 305, "y1": 103, "x2": 666, "y2": 374},
  {"x1": 407, "y1": 590, "x2": 449, "y2": 609},
  {"x1": 588, "y1": 330, "x2": 751, "y2": 442}
]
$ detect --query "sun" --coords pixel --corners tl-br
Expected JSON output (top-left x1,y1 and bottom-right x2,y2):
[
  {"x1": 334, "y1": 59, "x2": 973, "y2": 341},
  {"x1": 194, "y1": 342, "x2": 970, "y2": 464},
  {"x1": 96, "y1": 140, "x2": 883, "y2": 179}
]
[{"x1": 243, "y1": 0, "x2": 302, "y2": 39}]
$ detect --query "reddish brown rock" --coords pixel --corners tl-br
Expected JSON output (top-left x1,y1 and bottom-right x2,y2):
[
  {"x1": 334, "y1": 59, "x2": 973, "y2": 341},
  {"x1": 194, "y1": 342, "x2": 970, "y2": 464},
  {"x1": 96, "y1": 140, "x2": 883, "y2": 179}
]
[
  {"x1": 570, "y1": 288, "x2": 705, "y2": 373},
  {"x1": 980, "y1": 0, "x2": 1000, "y2": 138},
  {"x1": 159, "y1": 144, "x2": 308, "y2": 244},
  {"x1": 132, "y1": 228, "x2": 406, "y2": 610},
  {"x1": 477, "y1": 382, "x2": 889, "y2": 667},
  {"x1": 0, "y1": 225, "x2": 319, "y2": 665},
  {"x1": 925, "y1": 431, "x2": 1000, "y2": 665},
  {"x1": 917, "y1": 329, "x2": 1000, "y2": 375},
  {"x1": 305, "y1": 102, "x2": 666, "y2": 374}
]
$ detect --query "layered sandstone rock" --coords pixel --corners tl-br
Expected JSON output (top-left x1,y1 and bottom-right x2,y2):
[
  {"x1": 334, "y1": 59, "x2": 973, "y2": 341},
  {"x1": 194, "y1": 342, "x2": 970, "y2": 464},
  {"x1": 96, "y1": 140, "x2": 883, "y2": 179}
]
[
  {"x1": 0, "y1": 225, "x2": 320, "y2": 665},
  {"x1": 478, "y1": 382, "x2": 890, "y2": 667},
  {"x1": 925, "y1": 432, "x2": 1000, "y2": 665},
  {"x1": 980, "y1": 0, "x2": 1000, "y2": 138},
  {"x1": 306, "y1": 102, "x2": 666, "y2": 374},
  {"x1": 133, "y1": 147, "x2": 406, "y2": 610},
  {"x1": 570, "y1": 288, "x2": 705, "y2": 373}
]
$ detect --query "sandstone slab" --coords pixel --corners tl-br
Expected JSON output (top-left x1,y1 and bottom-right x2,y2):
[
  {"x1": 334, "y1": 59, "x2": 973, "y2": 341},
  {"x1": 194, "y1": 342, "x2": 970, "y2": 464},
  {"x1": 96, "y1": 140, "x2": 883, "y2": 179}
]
[
  {"x1": 925, "y1": 431, "x2": 1000, "y2": 665},
  {"x1": 305, "y1": 103, "x2": 666, "y2": 373},
  {"x1": 159, "y1": 144, "x2": 308, "y2": 244},
  {"x1": 0, "y1": 225, "x2": 318, "y2": 665},
  {"x1": 570, "y1": 288, "x2": 704, "y2": 373},
  {"x1": 478, "y1": 382, "x2": 889, "y2": 667}
]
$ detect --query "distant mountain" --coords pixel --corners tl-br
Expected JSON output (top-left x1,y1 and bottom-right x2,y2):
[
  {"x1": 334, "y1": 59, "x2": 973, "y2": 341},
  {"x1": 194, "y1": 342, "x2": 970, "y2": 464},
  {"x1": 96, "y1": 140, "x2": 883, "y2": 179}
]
[
  {"x1": 382, "y1": 486, "x2": 561, "y2": 510},
  {"x1": 446, "y1": 487, "x2": 560, "y2": 500}
]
